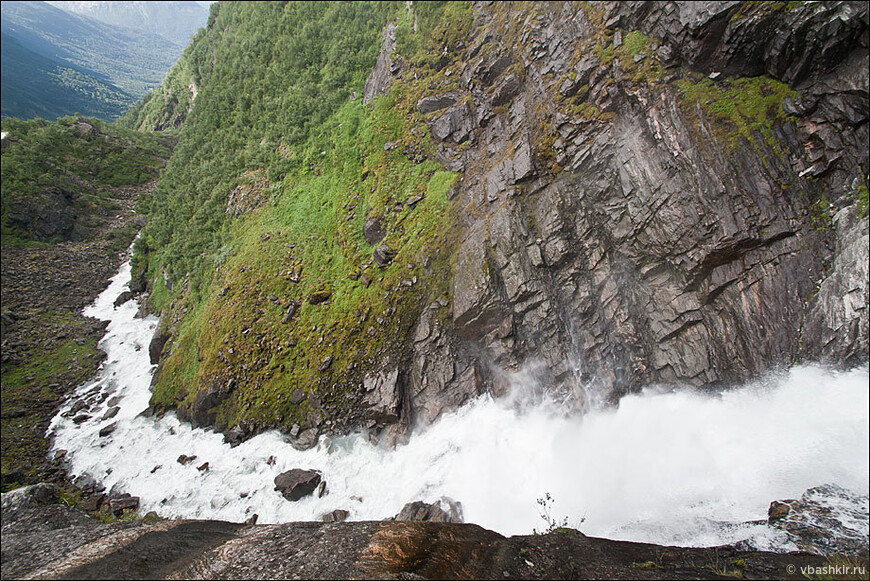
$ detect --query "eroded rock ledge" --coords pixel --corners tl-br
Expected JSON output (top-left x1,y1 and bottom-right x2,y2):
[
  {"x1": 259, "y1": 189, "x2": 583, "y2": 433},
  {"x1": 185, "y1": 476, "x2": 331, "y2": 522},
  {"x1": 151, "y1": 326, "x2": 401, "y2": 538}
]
[{"x1": 1, "y1": 485, "x2": 847, "y2": 580}]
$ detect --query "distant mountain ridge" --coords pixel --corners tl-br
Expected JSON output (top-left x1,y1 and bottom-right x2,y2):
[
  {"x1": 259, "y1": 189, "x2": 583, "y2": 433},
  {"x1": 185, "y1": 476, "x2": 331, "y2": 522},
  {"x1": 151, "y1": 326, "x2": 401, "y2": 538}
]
[
  {"x1": 46, "y1": 1, "x2": 210, "y2": 47},
  {"x1": 1, "y1": 29, "x2": 133, "y2": 120},
  {"x1": 0, "y1": 0, "x2": 208, "y2": 121}
]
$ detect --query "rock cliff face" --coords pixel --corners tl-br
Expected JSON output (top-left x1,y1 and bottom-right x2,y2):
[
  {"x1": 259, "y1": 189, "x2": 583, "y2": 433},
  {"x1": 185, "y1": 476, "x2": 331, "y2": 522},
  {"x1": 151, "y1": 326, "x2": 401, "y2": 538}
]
[
  {"x1": 384, "y1": 0, "x2": 869, "y2": 427},
  {"x1": 142, "y1": 1, "x2": 868, "y2": 446}
]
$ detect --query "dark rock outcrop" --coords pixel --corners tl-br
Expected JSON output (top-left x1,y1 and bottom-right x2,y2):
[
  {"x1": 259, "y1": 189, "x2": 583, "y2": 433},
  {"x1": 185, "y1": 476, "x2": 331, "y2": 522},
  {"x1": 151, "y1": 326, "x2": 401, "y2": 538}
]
[
  {"x1": 281, "y1": 300, "x2": 301, "y2": 324},
  {"x1": 108, "y1": 493, "x2": 140, "y2": 516},
  {"x1": 98, "y1": 422, "x2": 118, "y2": 437},
  {"x1": 362, "y1": 368, "x2": 401, "y2": 423},
  {"x1": 804, "y1": 206, "x2": 870, "y2": 365},
  {"x1": 372, "y1": 244, "x2": 396, "y2": 267},
  {"x1": 363, "y1": 215, "x2": 385, "y2": 245},
  {"x1": 394, "y1": 497, "x2": 464, "y2": 523},
  {"x1": 362, "y1": 22, "x2": 397, "y2": 104},
  {"x1": 619, "y1": 1, "x2": 868, "y2": 86},
  {"x1": 417, "y1": 92, "x2": 459, "y2": 114},
  {"x1": 148, "y1": 324, "x2": 170, "y2": 365},
  {"x1": 274, "y1": 469, "x2": 322, "y2": 501},
  {"x1": 113, "y1": 291, "x2": 133, "y2": 307},
  {"x1": 321, "y1": 509, "x2": 350, "y2": 523},
  {"x1": 4, "y1": 187, "x2": 81, "y2": 242}
]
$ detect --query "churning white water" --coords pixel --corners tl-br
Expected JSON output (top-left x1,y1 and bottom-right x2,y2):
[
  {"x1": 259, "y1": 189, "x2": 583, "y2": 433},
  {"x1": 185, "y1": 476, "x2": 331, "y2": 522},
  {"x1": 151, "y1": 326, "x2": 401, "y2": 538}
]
[{"x1": 49, "y1": 258, "x2": 870, "y2": 550}]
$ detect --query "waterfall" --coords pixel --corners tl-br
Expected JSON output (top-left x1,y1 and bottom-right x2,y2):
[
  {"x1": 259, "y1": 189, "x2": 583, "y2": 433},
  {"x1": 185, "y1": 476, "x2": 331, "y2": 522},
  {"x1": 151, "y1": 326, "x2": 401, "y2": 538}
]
[{"x1": 48, "y1": 257, "x2": 869, "y2": 550}]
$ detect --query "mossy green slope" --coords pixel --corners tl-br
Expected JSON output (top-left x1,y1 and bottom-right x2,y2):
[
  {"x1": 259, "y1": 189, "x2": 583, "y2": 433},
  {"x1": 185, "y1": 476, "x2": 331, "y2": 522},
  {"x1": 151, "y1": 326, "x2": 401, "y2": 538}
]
[{"x1": 132, "y1": 1, "x2": 471, "y2": 435}]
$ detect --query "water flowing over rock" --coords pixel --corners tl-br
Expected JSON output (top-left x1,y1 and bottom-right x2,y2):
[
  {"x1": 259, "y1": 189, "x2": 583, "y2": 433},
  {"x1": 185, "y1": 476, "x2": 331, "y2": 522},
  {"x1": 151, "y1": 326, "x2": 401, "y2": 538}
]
[{"x1": 766, "y1": 484, "x2": 870, "y2": 556}]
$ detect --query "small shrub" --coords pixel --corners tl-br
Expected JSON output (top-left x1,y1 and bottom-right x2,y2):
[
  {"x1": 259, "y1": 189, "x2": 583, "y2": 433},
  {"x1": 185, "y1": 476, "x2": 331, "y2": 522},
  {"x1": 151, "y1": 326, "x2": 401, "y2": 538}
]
[{"x1": 532, "y1": 493, "x2": 584, "y2": 535}]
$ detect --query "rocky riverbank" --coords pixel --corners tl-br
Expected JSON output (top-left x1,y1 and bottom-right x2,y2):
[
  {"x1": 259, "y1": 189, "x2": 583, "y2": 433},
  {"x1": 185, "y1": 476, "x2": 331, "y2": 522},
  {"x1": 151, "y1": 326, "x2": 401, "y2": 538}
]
[
  {"x1": 4, "y1": 483, "x2": 865, "y2": 580},
  {"x1": 0, "y1": 182, "x2": 152, "y2": 490}
]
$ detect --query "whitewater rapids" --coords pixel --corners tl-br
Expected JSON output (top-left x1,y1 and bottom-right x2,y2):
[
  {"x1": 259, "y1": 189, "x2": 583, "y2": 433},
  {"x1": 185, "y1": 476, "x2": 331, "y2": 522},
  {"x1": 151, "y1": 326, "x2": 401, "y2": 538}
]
[{"x1": 48, "y1": 258, "x2": 869, "y2": 551}]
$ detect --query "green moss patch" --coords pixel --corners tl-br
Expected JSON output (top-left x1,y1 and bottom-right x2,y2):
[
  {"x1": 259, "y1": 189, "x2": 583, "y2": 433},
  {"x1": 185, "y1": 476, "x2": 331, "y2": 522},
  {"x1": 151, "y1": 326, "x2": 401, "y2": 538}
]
[
  {"x1": 1, "y1": 311, "x2": 103, "y2": 484},
  {"x1": 677, "y1": 74, "x2": 798, "y2": 149}
]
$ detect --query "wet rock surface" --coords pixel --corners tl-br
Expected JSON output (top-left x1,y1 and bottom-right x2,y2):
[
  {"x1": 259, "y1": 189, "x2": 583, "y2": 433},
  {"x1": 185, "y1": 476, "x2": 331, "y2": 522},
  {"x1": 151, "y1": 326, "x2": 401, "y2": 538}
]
[
  {"x1": 766, "y1": 484, "x2": 870, "y2": 557},
  {"x1": 274, "y1": 468, "x2": 323, "y2": 501},
  {"x1": 0, "y1": 486, "x2": 846, "y2": 580}
]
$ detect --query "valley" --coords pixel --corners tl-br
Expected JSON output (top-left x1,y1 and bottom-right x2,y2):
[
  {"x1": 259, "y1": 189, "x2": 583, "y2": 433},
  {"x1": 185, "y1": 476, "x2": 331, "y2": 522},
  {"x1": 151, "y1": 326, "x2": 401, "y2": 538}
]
[{"x1": 1, "y1": 1, "x2": 868, "y2": 578}]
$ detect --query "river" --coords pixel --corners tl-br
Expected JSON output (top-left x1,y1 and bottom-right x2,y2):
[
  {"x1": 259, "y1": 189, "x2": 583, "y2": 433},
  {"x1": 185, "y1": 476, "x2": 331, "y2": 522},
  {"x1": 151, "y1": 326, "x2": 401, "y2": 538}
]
[{"x1": 48, "y1": 256, "x2": 869, "y2": 551}]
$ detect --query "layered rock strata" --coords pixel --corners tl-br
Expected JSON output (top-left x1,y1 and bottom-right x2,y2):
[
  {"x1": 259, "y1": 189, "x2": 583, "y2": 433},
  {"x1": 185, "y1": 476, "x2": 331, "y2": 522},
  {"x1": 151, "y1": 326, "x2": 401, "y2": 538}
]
[{"x1": 383, "y1": 1, "x2": 869, "y2": 427}]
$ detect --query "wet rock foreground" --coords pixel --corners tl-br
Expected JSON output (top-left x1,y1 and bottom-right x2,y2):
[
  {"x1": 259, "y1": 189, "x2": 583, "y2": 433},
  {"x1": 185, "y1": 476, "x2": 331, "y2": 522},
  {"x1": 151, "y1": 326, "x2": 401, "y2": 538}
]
[{"x1": 2, "y1": 484, "x2": 859, "y2": 580}]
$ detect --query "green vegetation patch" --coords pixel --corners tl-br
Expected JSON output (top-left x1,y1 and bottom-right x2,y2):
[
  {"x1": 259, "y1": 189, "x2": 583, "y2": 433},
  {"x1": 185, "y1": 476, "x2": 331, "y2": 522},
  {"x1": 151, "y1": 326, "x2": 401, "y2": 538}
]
[
  {"x1": 140, "y1": 2, "x2": 467, "y2": 434},
  {"x1": 151, "y1": 93, "x2": 458, "y2": 433},
  {"x1": 1, "y1": 311, "x2": 103, "y2": 485},
  {"x1": 132, "y1": 1, "x2": 399, "y2": 293},
  {"x1": 729, "y1": 1, "x2": 806, "y2": 23},
  {"x1": 677, "y1": 74, "x2": 798, "y2": 149},
  {"x1": 855, "y1": 179, "x2": 868, "y2": 220},
  {"x1": 395, "y1": 1, "x2": 473, "y2": 68},
  {"x1": 1, "y1": 115, "x2": 172, "y2": 244},
  {"x1": 557, "y1": 10, "x2": 665, "y2": 126}
]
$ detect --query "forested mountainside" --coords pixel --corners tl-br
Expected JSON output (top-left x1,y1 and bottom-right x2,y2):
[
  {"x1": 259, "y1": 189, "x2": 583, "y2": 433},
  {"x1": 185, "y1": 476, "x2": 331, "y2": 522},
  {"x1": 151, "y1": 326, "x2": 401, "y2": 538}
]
[
  {"x1": 125, "y1": 0, "x2": 868, "y2": 450},
  {"x1": 0, "y1": 30, "x2": 134, "y2": 121},
  {"x1": 0, "y1": 0, "x2": 205, "y2": 121}
]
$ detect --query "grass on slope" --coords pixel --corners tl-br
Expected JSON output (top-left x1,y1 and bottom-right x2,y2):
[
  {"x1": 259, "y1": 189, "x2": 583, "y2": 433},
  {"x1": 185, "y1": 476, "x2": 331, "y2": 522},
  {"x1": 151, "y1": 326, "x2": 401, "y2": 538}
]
[{"x1": 151, "y1": 93, "x2": 458, "y2": 433}]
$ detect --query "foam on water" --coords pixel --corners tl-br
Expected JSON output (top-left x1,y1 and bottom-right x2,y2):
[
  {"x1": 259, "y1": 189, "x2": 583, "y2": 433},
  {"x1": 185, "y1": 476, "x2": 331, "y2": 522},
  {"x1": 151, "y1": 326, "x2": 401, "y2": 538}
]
[{"x1": 49, "y1": 258, "x2": 870, "y2": 548}]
